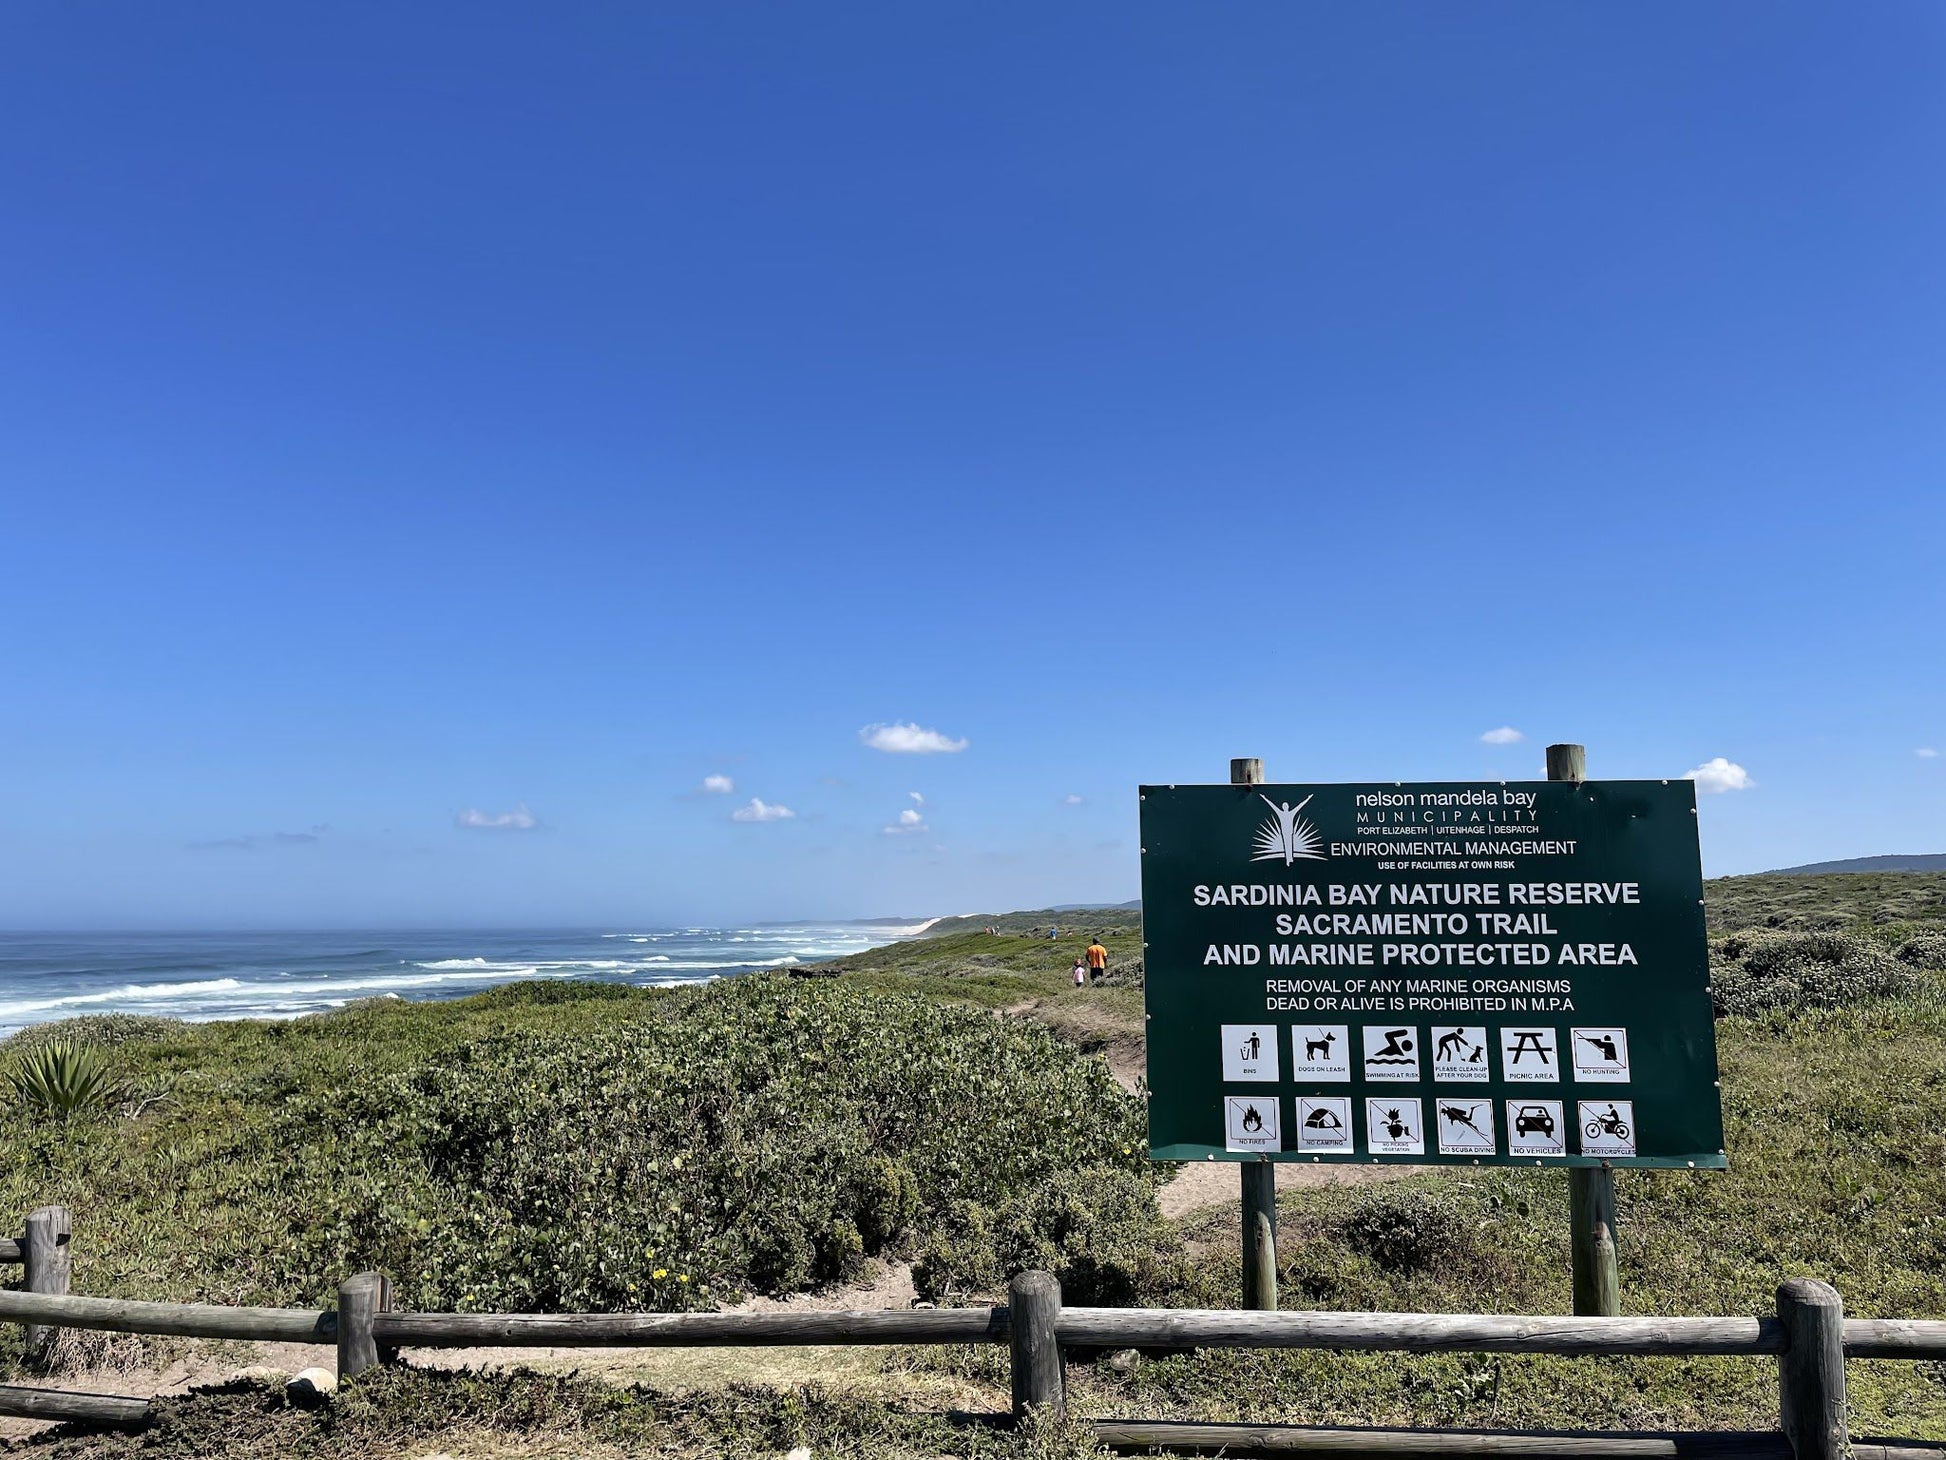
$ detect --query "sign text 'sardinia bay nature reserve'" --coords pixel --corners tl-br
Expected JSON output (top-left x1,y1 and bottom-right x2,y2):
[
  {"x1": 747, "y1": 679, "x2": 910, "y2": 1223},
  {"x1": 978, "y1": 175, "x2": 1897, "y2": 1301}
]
[{"x1": 1138, "y1": 781, "x2": 1725, "y2": 1169}]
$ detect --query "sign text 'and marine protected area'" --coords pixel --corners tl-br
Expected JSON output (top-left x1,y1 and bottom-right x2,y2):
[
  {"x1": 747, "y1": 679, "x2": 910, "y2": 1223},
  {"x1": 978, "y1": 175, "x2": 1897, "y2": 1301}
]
[{"x1": 1138, "y1": 780, "x2": 1725, "y2": 1168}]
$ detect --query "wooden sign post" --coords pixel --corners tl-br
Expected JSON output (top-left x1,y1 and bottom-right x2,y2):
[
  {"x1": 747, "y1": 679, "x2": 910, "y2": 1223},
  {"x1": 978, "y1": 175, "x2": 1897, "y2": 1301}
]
[
  {"x1": 1232, "y1": 755, "x2": 1279, "y2": 1312},
  {"x1": 1550, "y1": 742, "x2": 1621, "y2": 1318}
]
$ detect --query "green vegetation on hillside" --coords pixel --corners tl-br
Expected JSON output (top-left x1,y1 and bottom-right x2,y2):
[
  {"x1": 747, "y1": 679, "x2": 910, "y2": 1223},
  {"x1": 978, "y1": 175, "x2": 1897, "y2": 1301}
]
[
  {"x1": 1705, "y1": 871, "x2": 1946, "y2": 933},
  {"x1": 4, "y1": 875, "x2": 1946, "y2": 1453},
  {"x1": 923, "y1": 907, "x2": 1142, "y2": 937},
  {"x1": 0, "y1": 976, "x2": 1146, "y2": 1341}
]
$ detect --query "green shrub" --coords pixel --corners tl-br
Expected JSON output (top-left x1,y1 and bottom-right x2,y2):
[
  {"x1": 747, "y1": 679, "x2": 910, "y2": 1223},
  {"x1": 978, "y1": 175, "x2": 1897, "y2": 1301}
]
[
  {"x1": 913, "y1": 1165, "x2": 1180, "y2": 1306},
  {"x1": 250, "y1": 975, "x2": 1148, "y2": 1313},
  {"x1": 1335, "y1": 1188, "x2": 1469, "y2": 1272},
  {"x1": 462, "y1": 979, "x2": 648, "y2": 1009},
  {"x1": 6, "y1": 1039, "x2": 126, "y2": 1120},
  {"x1": 1894, "y1": 932, "x2": 1946, "y2": 971},
  {"x1": 1710, "y1": 932, "x2": 1921, "y2": 1015},
  {"x1": 3, "y1": 1014, "x2": 176, "y2": 1051}
]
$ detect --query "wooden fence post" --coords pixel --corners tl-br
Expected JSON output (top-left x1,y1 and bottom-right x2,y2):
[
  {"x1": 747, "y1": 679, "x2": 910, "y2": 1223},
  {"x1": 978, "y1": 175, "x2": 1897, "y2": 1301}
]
[
  {"x1": 1008, "y1": 1270, "x2": 1063, "y2": 1425},
  {"x1": 1549, "y1": 743, "x2": 1621, "y2": 1319},
  {"x1": 22, "y1": 1205, "x2": 72, "y2": 1367},
  {"x1": 1777, "y1": 1278, "x2": 1846, "y2": 1460},
  {"x1": 1231, "y1": 756, "x2": 1280, "y2": 1314},
  {"x1": 337, "y1": 1272, "x2": 391, "y2": 1380}
]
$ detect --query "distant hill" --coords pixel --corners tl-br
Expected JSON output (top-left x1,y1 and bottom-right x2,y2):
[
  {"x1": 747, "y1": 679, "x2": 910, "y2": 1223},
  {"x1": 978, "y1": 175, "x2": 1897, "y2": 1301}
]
[
  {"x1": 1047, "y1": 899, "x2": 1141, "y2": 912},
  {"x1": 1763, "y1": 854, "x2": 1946, "y2": 875},
  {"x1": 923, "y1": 905, "x2": 1142, "y2": 937}
]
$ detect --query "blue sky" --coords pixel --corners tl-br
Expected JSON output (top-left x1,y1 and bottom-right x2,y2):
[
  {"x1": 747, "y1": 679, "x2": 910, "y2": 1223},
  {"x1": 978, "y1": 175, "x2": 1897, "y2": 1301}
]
[{"x1": 2, "y1": 3, "x2": 1942, "y2": 927}]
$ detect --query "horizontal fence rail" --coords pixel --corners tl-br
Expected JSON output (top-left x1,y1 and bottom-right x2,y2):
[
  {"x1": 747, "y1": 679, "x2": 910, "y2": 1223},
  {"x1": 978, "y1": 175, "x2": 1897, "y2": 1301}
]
[
  {"x1": 7, "y1": 1287, "x2": 1946, "y2": 1359},
  {"x1": 0, "y1": 1289, "x2": 337, "y2": 1344},
  {"x1": 1088, "y1": 1424, "x2": 1946, "y2": 1459},
  {"x1": 1090, "y1": 1422, "x2": 1800, "y2": 1457},
  {"x1": 0, "y1": 1384, "x2": 151, "y2": 1428},
  {"x1": 1058, "y1": 1309, "x2": 1788, "y2": 1356},
  {"x1": 7, "y1": 1206, "x2": 1946, "y2": 1456},
  {"x1": 374, "y1": 1306, "x2": 1009, "y2": 1348}
]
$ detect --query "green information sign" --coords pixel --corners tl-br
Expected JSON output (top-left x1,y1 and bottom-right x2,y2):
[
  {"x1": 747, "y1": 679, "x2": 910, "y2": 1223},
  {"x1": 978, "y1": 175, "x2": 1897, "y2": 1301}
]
[{"x1": 1139, "y1": 779, "x2": 1724, "y2": 1169}]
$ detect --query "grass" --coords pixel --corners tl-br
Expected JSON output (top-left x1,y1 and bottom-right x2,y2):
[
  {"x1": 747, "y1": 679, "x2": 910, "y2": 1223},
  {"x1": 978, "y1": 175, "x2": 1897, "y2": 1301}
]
[
  {"x1": 814, "y1": 924, "x2": 1147, "y2": 1079},
  {"x1": 4, "y1": 877, "x2": 1946, "y2": 1454}
]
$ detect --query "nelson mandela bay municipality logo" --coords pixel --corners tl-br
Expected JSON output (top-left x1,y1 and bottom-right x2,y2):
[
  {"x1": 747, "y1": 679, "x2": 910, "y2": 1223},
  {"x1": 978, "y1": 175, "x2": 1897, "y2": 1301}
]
[{"x1": 1251, "y1": 793, "x2": 1326, "y2": 864}]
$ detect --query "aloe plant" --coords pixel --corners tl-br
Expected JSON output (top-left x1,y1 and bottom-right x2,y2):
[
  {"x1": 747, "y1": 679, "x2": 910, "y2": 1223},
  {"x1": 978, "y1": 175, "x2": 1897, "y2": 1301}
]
[{"x1": 7, "y1": 1039, "x2": 124, "y2": 1120}]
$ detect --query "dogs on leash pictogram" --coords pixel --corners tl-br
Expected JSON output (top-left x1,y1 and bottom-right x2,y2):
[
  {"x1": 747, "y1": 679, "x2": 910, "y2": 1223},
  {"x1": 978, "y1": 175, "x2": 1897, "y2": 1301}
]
[{"x1": 1293, "y1": 1025, "x2": 1350, "y2": 1081}]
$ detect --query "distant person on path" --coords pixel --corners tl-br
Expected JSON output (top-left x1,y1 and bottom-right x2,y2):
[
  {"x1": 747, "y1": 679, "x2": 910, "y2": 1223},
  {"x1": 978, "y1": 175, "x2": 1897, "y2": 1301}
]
[
  {"x1": 1049, "y1": 925, "x2": 1059, "y2": 939},
  {"x1": 1072, "y1": 956, "x2": 1087, "y2": 987},
  {"x1": 1086, "y1": 938, "x2": 1108, "y2": 980}
]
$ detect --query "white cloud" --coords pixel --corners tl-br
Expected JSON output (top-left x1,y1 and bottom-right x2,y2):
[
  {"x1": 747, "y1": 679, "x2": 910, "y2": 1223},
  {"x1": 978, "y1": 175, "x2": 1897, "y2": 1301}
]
[
  {"x1": 457, "y1": 803, "x2": 538, "y2": 830},
  {"x1": 908, "y1": 791, "x2": 925, "y2": 806},
  {"x1": 1480, "y1": 726, "x2": 1525, "y2": 746},
  {"x1": 700, "y1": 773, "x2": 735, "y2": 794},
  {"x1": 1918, "y1": 748, "x2": 1939, "y2": 759},
  {"x1": 859, "y1": 722, "x2": 968, "y2": 754},
  {"x1": 883, "y1": 807, "x2": 928, "y2": 835},
  {"x1": 731, "y1": 798, "x2": 795, "y2": 823},
  {"x1": 1063, "y1": 794, "x2": 1085, "y2": 805},
  {"x1": 1683, "y1": 758, "x2": 1755, "y2": 795}
]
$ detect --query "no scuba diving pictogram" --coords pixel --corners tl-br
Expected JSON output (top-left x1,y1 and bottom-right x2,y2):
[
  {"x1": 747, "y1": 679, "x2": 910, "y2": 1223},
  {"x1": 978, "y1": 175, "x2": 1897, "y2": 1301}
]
[
  {"x1": 1225, "y1": 1095, "x2": 1282, "y2": 1152},
  {"x1": 1362, "y1": 1025, "x2": 1420, "y2": 1082},
  {"x1": 1297, "y1": 1096, "x2": 1353, "y2": 1153},
  {"x1": 1364, "y1": 1097, "x2": 1425, "y2": 1155},
  {"x1": 1434, "y1": 1098, "x2": 1496, "y2": 1156},
  {"x1": 1570, "y1": 1028, "x2": 1632, "y2": 1083}
]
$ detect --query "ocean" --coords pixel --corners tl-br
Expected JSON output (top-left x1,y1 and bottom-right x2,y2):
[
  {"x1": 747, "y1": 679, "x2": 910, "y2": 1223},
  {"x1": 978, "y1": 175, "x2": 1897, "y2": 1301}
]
[{"x1": 0, "y1": 924, "x2": 925, "y2": 1036}]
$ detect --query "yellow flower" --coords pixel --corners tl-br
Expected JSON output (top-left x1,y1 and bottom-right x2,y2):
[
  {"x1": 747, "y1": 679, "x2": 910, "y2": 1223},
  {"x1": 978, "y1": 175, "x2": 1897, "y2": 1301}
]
[
  {"x1": 653, "y1": 1268, "x2": 668, "y2": 1279},
  {"x1": 677, "y1": 1274, "x2": 690, "y2": 1284}
]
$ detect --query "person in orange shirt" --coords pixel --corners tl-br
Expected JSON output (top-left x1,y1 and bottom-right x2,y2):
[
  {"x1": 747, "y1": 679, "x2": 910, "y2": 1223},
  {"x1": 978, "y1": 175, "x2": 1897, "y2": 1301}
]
[{"x1": 1085, "y1": 938, "x2": 1108, "y2": 980}]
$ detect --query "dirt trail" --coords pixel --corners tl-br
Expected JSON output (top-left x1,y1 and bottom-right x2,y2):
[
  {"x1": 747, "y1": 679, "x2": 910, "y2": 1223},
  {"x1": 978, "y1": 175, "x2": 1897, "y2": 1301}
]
[{"x1": 1157, "y1": 1157, "x2": 1415, "y2": 1219}]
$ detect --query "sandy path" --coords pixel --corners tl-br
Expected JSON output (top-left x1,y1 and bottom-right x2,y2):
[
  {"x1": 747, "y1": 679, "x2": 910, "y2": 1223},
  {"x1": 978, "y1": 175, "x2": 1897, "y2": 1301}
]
[
  {"x1": 0, "y1": 1263, "x2": 934, "y2": 1443},
  {"x1": 1157, "y1": 1157, "x2": 1417, "y2": 1219}
]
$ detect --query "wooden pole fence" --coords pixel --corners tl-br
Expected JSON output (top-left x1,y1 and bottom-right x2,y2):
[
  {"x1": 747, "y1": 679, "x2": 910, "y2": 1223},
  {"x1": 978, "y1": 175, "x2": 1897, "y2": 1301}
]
[
  {"x1": 1009, "y1": 1269, "x2": 1064, "y2": 1422},
  {"x1": 1, "y1": 1272, "x2": 1929, "y2": 1457},
  {"x1": 19, "y1": 1206, "x2": 71, "y2": 1368},
  {"x1": 1776, "y1": 1280, "x2": 1846, "y2": 1460}
]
